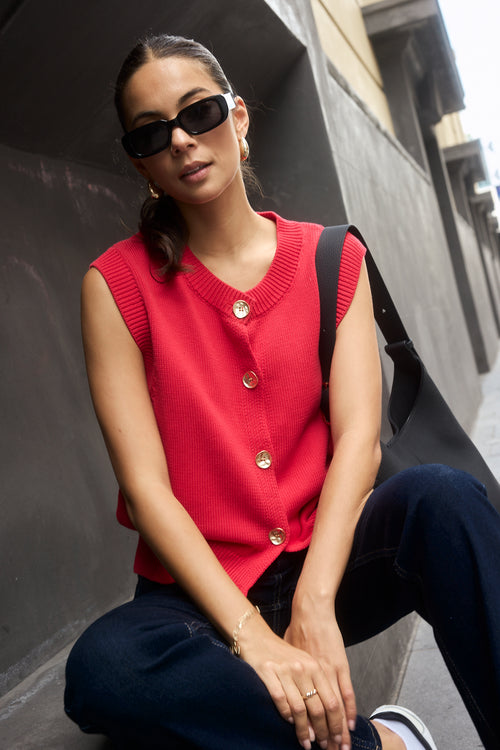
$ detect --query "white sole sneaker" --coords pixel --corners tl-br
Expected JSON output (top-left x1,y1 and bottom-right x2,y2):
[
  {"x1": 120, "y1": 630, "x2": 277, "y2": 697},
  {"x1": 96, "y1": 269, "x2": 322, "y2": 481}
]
[{"x1": 370, "y1": 705, "x2": 438, "y2": 750}]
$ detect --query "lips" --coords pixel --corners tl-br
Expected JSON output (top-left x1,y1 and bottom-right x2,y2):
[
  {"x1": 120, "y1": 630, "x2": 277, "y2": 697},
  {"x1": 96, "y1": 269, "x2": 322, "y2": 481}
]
[{"x1": 179, "y1": 161, "x2": 211, "y2": 179}]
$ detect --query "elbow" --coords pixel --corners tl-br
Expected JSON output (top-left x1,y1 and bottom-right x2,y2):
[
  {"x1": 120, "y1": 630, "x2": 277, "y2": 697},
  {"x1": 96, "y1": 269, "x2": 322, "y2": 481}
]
[
  {"x1": 122, "y1": 491, "x2": 139, "y2": 530},
  {"x1": 357, "y1": 433, "x2": 382, "y2": 490},
  {"x1": 371, "y1": 439, "x2": 382, "y2": 483}
]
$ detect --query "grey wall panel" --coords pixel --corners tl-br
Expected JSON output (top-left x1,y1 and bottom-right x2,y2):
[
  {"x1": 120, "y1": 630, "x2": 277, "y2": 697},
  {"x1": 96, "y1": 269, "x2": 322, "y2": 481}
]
[{"x1": 0, "y1": 144, "x2": 140, "y2": 694}]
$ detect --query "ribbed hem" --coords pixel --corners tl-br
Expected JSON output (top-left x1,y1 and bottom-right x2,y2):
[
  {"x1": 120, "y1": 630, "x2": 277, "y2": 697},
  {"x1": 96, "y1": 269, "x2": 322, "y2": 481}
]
[
  {"x1": 337, "y1": 231, "x2": 366, "y2": 326},
  {"x1": 91, "y1": 243, "x2": 151, "y2": 352}
]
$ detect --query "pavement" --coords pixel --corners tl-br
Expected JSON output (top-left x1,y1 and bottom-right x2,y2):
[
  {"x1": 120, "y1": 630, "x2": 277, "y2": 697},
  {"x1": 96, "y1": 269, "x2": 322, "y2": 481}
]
[{"x1": 1, "y1": 350, "x2": 499, "y2": 748}]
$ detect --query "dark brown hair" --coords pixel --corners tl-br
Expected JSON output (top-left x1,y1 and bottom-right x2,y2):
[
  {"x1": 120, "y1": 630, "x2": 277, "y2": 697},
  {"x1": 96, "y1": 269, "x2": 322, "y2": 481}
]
[{"x1": 115, "y1": 34, "x2": 256, "y2": 275}]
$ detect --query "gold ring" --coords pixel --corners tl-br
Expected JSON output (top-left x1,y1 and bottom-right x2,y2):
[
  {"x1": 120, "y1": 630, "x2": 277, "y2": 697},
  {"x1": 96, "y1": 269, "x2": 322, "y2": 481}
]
[{"x1": 302, "y1": 688, "x2": 318, "y2": 700}]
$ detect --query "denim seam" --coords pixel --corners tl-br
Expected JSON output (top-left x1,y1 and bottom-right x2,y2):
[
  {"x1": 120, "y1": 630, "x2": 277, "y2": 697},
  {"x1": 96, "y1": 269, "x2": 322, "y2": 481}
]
[
  {"x1": 346, "y1": 547, "x2": 399, "y2": 573},
  {"x1": 185, "y1": 621, "x2": 229, "y2": 651},
  {"x1": 433, "y1": 628, "x2": 493, "y2": 740}
]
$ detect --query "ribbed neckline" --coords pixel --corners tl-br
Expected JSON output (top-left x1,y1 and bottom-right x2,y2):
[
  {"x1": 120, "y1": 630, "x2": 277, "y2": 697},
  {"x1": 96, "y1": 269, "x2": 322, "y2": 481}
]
[{"x1": 181, "y1": 212, "x2": 304, "y2": 316}]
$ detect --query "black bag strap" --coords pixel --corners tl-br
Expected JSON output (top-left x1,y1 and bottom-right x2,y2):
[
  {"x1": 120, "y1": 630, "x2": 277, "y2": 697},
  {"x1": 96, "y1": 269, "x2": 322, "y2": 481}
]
[
  {"x1": 316, "y1": 224, "x2": 413, "y2": 420},
  {"x1": 315, "y1": 225, "x2": 347, "y2": 393},
  {"x1": 364, "y1": 247, "x2": 409, "y2": 346}
]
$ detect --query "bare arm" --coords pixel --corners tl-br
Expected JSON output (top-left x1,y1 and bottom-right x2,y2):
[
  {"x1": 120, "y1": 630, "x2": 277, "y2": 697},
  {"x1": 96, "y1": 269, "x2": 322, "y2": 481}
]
[
  {"x1": 285, "y1": 260, "x2": 382, "y2": 747},
  {"x1": 82, "y1": 267, "x2": 345, "y2": 750},
  {"x1": 82, "y1": 268, "x2": 256, "y2": 639},
  {"x1": 296, "y1": 259, "x2": 382, "y2": 596}
]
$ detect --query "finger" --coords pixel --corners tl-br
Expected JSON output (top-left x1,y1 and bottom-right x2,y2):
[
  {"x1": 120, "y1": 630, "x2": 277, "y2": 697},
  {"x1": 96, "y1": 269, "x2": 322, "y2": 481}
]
[
  {"x1": 310, "y1": 671, "x2": 344, "y2": 742},
  {"x1": 280, "y1": 676, "x2": 313, "y2": 749},
  {"x1": 336, "y1": 715, "x2": 351, "y2": 750},
  {"x1": 262, "y1": 671, "x2": 294, "y2": 724},
  {"x1": 301, "y1": 690, "x2": 328, "y2": 745},
  {"x1": 338, "y1": 666, "x2": 357, "y2": 738}
]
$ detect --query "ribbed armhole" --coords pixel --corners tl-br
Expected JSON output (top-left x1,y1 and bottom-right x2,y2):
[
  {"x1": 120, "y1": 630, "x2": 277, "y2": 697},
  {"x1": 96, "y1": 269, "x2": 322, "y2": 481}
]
[
  {"x1": 91, "y1": 246, "x2": 151, "y2": 353},
  {"x1": 337, "y1": 231, "x2": 366, "y2": 327}
]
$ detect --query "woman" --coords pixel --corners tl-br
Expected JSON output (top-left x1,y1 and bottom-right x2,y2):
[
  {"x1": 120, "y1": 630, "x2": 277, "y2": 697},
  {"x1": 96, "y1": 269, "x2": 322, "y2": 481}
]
[{"x1": 64, "y1": 34, "x2": 500, "y2": 750}]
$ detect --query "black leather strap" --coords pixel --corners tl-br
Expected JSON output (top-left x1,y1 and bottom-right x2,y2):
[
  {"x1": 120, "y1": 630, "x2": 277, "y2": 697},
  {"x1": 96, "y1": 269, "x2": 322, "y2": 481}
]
[
  {"x1": 316, "y1": 224, "x2": 411, "y2": 358},
  {"x1": 315, "y1": 224, "x2": 412, "y2": 421},
  {"x1": 315, "y1": 225, "x2": 348, "y2": 391}
]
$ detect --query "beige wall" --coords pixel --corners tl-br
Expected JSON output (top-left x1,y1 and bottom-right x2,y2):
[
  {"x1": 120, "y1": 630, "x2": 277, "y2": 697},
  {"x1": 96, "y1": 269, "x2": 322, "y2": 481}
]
[
  {"x1": 311, "y1": 0, "x2": 395, "y2": 134},
  {"x1": 435, "y1": 112, "x2": 467, "y2": 149}
]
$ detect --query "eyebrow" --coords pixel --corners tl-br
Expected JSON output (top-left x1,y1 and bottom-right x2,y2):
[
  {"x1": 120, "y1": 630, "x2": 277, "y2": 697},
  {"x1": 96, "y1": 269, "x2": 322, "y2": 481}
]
[{"x1": 130, "y1": 87, "x2": 212, "y2": 129}]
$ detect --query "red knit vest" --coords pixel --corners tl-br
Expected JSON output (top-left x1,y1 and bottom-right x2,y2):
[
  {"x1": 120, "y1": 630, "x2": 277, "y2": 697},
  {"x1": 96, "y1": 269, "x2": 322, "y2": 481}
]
[{"x1": 91, "y1": 213, "x2": 365, "y2": 594}]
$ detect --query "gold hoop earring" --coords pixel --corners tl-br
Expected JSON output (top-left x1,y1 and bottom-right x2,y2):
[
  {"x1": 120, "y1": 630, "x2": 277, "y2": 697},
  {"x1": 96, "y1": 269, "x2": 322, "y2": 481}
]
[
  {"x1": 148, "y1": 180, "x2": 162, "y2": 199},
  {"x1": 239, "y1": 137, "x2": 249, "y2": 162}
]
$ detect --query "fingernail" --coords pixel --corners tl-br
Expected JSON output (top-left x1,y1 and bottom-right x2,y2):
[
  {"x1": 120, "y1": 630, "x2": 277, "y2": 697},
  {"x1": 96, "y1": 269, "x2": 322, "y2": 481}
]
[
  {"x1": 319, "y1": 741, "x2": 328, "y2": 750},
  {"x1": 287, "y1": 717, "x2": 294, "y2": 724},
  {"x1": 334, "y1": 735, "x2": 343, "y2": 745},
  {"x1": 348, "y1": 718, "x2": 356, "y2": 731},
  {"x1": 309, "y1": 726, "x2": 315, "y2": 742},
  {"x1": 342, "y1": 745, "x2": 350, "y2": 750},
  {"x1": 301, "y1": 741, "x2": 311, "y2": 750}
]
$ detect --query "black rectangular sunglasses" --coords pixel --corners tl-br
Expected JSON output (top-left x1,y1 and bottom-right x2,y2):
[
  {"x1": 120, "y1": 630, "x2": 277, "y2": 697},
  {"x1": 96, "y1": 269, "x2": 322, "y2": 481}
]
[{"x1": 122, "y1": 92, "x2": 236, "y2": 158}]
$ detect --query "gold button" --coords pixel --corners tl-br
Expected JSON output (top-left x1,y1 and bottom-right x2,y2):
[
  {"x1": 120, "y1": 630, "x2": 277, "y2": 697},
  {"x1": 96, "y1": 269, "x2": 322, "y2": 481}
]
[
  {"x1": 243, "y1": 371, "x2": 259, "y2": 389},
  {"x1": 233, "y1": 300, "x2": 250, "y2": 319},
  {"x1": 255, "y1": 450, "x2": 272, "y2": 469},
  {"x1": 269, "y1": 528, "x2": 286, "y2": 545}
]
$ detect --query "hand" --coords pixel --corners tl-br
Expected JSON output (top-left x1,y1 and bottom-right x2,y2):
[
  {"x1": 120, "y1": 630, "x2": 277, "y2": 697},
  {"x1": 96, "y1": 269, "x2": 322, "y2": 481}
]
[
  {"x1": 238, "y1": 617, "x2": 345, "y2": 750},
  {"x1": 284, "y1": 599, "x2": 356, "y2": 750}
]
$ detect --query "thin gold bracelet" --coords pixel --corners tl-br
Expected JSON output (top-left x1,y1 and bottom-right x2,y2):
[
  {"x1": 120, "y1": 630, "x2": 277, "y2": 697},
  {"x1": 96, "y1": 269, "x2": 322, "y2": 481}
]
[{"x1": 231, "y1": 605, "x2": 260, "y2": 656}]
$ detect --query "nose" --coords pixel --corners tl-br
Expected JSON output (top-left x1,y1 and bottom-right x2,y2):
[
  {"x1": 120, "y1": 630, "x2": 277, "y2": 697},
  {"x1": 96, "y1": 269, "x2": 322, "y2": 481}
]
[{"x1": 170, "y1": 124, "x2": 196, "y2": 154}]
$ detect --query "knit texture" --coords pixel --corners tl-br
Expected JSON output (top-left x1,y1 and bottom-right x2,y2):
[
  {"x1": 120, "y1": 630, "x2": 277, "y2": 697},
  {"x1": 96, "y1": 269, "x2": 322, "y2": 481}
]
[{"x1": 91, "y1": 212, "x2": 365, "y2": 593}]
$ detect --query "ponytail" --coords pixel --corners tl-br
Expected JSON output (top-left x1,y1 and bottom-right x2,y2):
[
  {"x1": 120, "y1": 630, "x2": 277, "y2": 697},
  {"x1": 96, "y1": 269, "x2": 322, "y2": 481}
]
[{"x1": 139, "y1": 194, "x2": 187, "y2": 276}]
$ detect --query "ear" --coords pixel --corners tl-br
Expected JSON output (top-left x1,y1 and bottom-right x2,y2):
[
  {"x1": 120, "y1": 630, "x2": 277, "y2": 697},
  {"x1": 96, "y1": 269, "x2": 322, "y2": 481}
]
[{"x1": 231, "y1": 95, "x2": 249, "y2": 140}]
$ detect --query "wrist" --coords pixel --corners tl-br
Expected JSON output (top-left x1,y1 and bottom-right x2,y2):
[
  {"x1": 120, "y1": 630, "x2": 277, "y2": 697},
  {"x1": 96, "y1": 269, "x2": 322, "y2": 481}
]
[
  {"x1": 230, "y1": 605, "x2": 260, "y2": 655},
  {"x1": 292, "y1": 583, "x2": 336, "y2": 617},
  {"x1": 235, "y1": 610, "x2": 277, "y2": 657}
]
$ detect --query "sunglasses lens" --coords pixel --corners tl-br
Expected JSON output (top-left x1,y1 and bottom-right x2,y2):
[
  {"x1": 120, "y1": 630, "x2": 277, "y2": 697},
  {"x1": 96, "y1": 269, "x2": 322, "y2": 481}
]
[
  {"x1": 122, "y1": 95, "x2": 231, "y2": 157},
  {"x1": 126, "y1": 121, "x2": 170, "y2": 157},
  {"x1": 180, "y1": 97, "x2": 226, "y2": 134}
]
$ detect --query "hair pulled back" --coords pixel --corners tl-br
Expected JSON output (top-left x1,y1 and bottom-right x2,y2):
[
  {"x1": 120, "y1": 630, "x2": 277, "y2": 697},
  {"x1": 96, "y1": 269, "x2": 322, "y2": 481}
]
[{"x1": 115, "y1": 34, "x2": 243, "y2": 275}]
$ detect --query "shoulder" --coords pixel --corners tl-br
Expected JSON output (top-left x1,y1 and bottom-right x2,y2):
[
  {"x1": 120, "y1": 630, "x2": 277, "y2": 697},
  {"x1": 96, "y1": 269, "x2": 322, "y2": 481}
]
[
  {"x1": 341, "y1": 230, "x2": 367, "y2": 270},
  {"x1": 263, "y1": 211, "x2": 323, "y2": 240},
  {"x1": 86, "y1": 233, "x2": 154, "y2": 352},
  {"x1": 337, "y1": 230, "x2": 367, "y2": 326}
]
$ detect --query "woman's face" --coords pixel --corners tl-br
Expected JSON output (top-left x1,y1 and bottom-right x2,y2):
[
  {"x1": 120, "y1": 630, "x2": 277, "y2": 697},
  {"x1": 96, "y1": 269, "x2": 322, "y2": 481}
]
[{"x1": 122, "y1": 56, "x2": 249, "y2": 207}]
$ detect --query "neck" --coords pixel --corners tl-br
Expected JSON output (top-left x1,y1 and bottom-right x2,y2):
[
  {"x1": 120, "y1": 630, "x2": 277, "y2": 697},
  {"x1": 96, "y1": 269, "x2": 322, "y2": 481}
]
[
  {"x1": 175, "y1": 175, "x2": 277, "y2": 291},
  {"x1": 177, "y1": 176, "x2": 263, "y2": 260}
]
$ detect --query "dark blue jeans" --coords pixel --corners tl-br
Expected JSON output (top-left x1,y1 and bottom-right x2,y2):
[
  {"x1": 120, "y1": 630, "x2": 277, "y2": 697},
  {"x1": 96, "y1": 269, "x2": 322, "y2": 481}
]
[{"x1": 64, "y1": 465, "x2": 500, "y2": 749}]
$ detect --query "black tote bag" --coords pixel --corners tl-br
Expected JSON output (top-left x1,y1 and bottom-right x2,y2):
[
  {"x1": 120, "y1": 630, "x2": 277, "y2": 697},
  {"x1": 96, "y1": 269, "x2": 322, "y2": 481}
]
[{"x1": 316, "y1": 225, "x2": 500, "y2": 512}]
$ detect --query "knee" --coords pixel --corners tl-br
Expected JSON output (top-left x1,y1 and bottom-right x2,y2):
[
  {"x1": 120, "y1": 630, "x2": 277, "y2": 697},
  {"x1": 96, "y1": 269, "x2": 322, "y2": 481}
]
[
  {"x1": 387, "y1": 465, "x2": 493, "y2": 580},
  {"x1": 64, "y1": 611, "x2": 130, "y2": 726},
  {"x1": 395, "y1": 463, "x2": 486, "y2": 515},
  {"x1": 382, "y1": 464, "x2": 492, "y2": 551}
]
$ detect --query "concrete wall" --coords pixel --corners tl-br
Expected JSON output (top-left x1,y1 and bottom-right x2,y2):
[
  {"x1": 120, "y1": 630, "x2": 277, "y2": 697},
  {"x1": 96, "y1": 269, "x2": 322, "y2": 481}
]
[
  {"x1": 311, "y1": 0, "x2": 395, "y2": 134},
  {"x1": 436, "y1": 112, "x2": 466, "y2": 149},
  {"x1": 268, "y1": 0, "x2": 481, "y2": 428},
  {"x1": 320, "y1": 68, "x2": 481, "y2": 425},
  {"x1": 0, "y1": 144, "x2": 138, "y2": 695}
]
